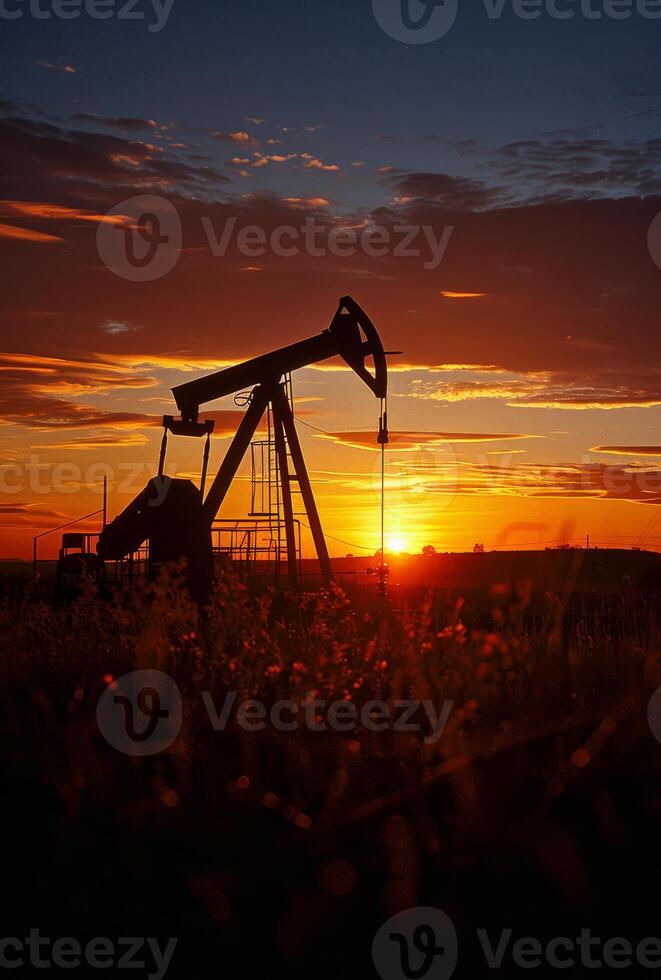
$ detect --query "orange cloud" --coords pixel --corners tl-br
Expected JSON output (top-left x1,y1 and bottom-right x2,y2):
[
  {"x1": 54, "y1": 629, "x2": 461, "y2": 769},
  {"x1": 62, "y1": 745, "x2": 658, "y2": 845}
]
[
  {"x1": 0, "y1": 353, "x2": 160, "y2": 429},
  {"x1": 416, "y1": 374, "x2": 661, "y2": 411},
  {"x1": 319, "y1": 431, "x2": 541, "y2": 451},
  {"x1": 300, "y1": 154, "x2": 339, "y2": 172},
  {"x1": 283, "y1": 197, "x2": 331, "y2": 209},
  {"x1": 0, "y1": 223, "x2": 62, "y2": 243},
  {"x1": 0, "y1": 201, "x2": 126, "y2": 225},
  {"x1": 411, "y1": 459, "x2": 661, "y2": 505},
  {"x1": 310, "y1": 360, "x2": 504, "y2": 375},
  {"x1": 440, "y1": 291, "x2": 486, "y2": 299},
  {"x1": 592, "y1": 446, "x2": 661, "y2": 456},
  {"x1": 105, "y1": 353, "x2": 237, "y2": 372},
  {"x1": 31, "y1": 432, "x2": 149, "y2": 450}
]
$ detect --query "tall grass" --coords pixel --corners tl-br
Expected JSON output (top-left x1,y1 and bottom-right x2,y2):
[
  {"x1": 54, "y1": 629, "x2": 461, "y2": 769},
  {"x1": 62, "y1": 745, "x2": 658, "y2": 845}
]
[
  {"x1": 1, "y1": 571, "x2": 659, "y2": 799},
  {"x1": 1, "y1": 571, "x2": 660, "y2": 976}
]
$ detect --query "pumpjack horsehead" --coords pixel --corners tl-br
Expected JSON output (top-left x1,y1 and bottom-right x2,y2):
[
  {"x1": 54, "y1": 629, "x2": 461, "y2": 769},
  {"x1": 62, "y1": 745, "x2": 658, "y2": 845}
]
[{"x1": 97, "y1": 297, "x2": 391, "y2": 599}]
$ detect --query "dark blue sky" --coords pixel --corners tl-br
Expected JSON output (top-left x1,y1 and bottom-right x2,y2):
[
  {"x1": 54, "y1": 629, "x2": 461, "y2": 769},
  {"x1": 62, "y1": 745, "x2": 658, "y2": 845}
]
[{"x1": 2, "y1": 0, "x2": 659, "y2": 208}]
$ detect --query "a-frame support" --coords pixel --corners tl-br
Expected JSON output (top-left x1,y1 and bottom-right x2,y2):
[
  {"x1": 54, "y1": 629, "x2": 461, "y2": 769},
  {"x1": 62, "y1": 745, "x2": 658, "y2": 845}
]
[
  {"x1": 272, "y1": 403, "x2": 300, "y2": 591},
  {"x1": 202, "y1": 382, "x2": 333, "y2": 589}
]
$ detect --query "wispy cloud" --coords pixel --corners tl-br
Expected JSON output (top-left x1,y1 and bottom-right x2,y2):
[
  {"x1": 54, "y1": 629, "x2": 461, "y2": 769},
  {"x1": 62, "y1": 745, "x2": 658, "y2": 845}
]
[
  {"x1": 35, "y1": 59, "x2": 78, "y2": 75},
  {"x1": 440, "y1": 291, "x2": 486, "y2": 299},
  {"x1": 100, "y1": 321, "x2": 143, "y2": 335},
  {"x1": 72, "y1": 113, "x2": 163, "y2": 132},
  {"x1": 413, "y1": 370, "x2": 661, "y2": 411},
  {"x1": 210, "y1": 130, "x2": 257, "y2": 146},
  {"x1": 319, "y1": 431, "x2": 541, "y2": 452},
  {"x1": 0, "y1": 223, "x2": 62, "y2": 243},
  {"x1": 592, "y1": 446, "x2": 661, "y2": 456}
]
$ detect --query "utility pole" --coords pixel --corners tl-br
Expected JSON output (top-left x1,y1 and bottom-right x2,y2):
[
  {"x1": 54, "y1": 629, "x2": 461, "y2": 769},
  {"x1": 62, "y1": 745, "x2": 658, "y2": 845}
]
[{"x1": 586, "y1": 533, "x2": 590, "y2": 551}]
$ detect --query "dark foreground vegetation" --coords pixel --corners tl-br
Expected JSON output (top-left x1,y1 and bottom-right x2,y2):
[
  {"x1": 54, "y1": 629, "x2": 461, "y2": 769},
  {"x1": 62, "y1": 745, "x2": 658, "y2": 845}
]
[{"x1": 2, "y1": 570, "x2": 661, "y2": 977}]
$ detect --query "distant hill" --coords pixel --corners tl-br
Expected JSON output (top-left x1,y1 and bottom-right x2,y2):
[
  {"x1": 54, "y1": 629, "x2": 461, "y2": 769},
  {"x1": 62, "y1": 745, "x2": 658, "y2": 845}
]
[
  {"x1": 316, "y1": 549, "x2": 661, "y2": 593},
  {"x1": 0, "y1": 560, "x2": 54, "y2": 581},
  {"x1": 2, "y1": 549, "x2": 660, "y2": 594}
]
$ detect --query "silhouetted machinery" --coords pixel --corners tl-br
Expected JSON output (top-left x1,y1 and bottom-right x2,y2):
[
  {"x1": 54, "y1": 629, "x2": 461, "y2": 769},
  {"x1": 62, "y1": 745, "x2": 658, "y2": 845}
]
[
  {"x1": 97, "y1": 296, "x2": 390, "y2": 598},
  {"x1": 55, "y1": 532, "x2": 105, "y2": 604}
]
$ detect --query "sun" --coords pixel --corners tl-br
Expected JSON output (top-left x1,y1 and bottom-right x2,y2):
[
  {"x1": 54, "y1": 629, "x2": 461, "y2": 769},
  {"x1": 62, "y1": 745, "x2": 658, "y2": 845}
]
[{"x1": 386, "y1": 535, "x2": 408, "y2": 554}]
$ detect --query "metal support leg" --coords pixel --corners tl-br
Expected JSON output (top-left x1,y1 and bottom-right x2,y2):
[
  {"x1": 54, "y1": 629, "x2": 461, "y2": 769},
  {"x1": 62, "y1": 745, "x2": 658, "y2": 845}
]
[
  {"x1": 272, "y1": 399, "x2": 299, "y2": 591},
  {"x1": 158, "y1": 427, "x2": 168, "y2": 478},
  {"x1": 200, "y1": 431, "x2": 211, "y2": 498},
  {"x1": 202, "y1": 386, "x2": 270, "y2": 523},
  {"x1": 271, "y1": 386, "x2": 334, "y2": 586}
]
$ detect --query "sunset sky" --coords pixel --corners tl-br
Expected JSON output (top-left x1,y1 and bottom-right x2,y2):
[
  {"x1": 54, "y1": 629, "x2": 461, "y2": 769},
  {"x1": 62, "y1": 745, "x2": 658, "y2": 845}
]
[{"x1": 1, "y1": 1, "x2": 661, "y2": 559}]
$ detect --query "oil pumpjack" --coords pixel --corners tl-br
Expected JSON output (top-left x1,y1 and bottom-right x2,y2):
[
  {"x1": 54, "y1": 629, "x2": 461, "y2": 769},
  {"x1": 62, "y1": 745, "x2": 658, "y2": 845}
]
[{"x1": 97, "y1": 296, "x2": 390, "y2": 597}]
